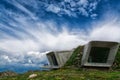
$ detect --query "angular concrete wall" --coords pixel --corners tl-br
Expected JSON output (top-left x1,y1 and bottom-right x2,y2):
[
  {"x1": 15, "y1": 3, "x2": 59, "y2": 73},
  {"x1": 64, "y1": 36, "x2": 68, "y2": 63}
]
[
  {"x1": 46, "y1": 50, "x2": 73, "y2": 68},
  {"x1": 81, "y1": 41, "x2": 119, "y2": 67}
]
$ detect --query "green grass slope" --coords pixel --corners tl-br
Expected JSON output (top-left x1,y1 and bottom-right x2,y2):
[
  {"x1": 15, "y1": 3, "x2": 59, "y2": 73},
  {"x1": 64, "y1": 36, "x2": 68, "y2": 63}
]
[
  {"x1": 0, "y1": 69, "x2": 120, "y2": 80},
  {"x1": 65, "y1": 46, "x2": 84, "y2": 67}
]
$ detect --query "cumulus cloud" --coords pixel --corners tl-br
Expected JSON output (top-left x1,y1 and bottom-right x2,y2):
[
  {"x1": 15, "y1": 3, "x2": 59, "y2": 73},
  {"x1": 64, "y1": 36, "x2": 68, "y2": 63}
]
[
  {"x1": 45, "y1": 0, "x2": 100, "y2": 18},
  {"x1": 0, "y1": 55, "x2": 12, "y2": 63},
  {"x1": 89, "y1": 24, "x2": 120, "y2": 41},
  {"x1": 5, "y1": 0, "x2": 100, "y2": 18},
  {"x1": 84, "y1": 18, "x2": 120, "y2": 43}
]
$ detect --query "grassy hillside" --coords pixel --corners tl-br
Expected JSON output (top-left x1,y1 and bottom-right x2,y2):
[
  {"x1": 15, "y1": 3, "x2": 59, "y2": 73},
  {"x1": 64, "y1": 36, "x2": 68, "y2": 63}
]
[
  {"x1": 65, "y1": 46, "x2": 84, "y2": 67},
  {"x1": 0, "y1": 69, "x2": 120, "y2": 80}
]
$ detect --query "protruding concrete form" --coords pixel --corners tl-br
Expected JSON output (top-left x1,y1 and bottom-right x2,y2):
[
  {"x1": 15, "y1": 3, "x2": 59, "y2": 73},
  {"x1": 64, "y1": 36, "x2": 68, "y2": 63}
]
[
  {"x1": 81, "y1": 41, "x2": 119, "y2": 67},
  {"x1": 46, "y1": 50, "x2": 73, "y2": 69}
]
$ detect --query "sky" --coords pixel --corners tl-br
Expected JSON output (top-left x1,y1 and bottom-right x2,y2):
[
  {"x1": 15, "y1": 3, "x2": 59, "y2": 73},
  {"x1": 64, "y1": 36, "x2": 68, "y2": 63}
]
[{"x1": 0, "y1": 0, "x2": 120, "y2": 73}]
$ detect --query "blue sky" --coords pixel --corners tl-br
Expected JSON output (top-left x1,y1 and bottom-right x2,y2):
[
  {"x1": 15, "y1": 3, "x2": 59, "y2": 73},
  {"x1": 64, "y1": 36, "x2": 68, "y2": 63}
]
[{"x1": 0, "y1": 0, "x2": 120, "y2": 73}]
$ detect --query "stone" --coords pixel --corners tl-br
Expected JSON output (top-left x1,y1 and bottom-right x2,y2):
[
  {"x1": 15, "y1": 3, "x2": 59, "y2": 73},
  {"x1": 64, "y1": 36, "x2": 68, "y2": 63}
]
[{"x1": 28, "y1": 73, "x2": 37, "y2": 79}]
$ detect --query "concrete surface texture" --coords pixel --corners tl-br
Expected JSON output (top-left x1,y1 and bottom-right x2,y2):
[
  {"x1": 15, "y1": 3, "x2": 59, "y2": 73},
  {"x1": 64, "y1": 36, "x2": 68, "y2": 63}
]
[{"x1": 46, "y1": 50, "x2": 73, "y2": 68}]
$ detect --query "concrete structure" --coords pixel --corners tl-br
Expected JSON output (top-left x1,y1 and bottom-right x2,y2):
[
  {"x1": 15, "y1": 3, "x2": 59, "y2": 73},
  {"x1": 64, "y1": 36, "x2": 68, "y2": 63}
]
[
  {"x1": 46, "y1": 50, "x2": 73, "y2": 68},
  {"x1": 81, "y1": 41, "x2": 119, "y2": 67}
]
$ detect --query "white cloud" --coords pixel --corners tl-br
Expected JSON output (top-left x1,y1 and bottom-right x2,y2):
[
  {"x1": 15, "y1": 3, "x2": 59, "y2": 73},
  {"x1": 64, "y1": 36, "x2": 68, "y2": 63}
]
[
  {"x1": 45, "y1": 0, "x2": 100, "y2": 18},
  {"x1": 64, "y1": 0, "x2": 71, "y2": 3},
  {"x1": 3, "y1": 0, "x2": 100, "y2": 18},
  {"x1": 89, "y1": 22, "x2": 120, "y2": 42},
  {"x1": 6, "y1": 0, "x2": 37, "y2": 20},
  {"x1": 90, "y1": 14, "x2": 97, "y2": 19},
  {"x1": 1, "y1": 55, "x2": 12, "y2": 63},
  {"x1": 46, "y1": 4, "x2": 61, "y2": 13},
  {"x1": 78, "y1": 0, "x2": 88, "y2": 8},
  {"x1": 78, "y1": 7, "x2": 88, "y2": 16}
]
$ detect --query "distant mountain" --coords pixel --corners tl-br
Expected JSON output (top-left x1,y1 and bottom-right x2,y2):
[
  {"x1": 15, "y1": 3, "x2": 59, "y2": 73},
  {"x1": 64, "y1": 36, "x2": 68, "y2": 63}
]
[{"x1": 0, "y1": 71, "x2": 17, "y2": 77}]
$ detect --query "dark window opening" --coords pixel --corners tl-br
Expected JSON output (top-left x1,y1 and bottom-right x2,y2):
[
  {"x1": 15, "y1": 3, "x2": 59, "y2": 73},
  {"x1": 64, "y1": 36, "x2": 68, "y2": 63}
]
[
  {"x1": 51, "y1": 54, "x2": 58, "y2": 66},
  {"x1": 88, "y1": 47, "x2": 110, "y2": 63}
]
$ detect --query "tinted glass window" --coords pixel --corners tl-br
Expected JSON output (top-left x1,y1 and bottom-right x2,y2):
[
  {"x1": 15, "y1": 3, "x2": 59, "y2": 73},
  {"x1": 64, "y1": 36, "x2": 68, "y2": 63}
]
[
  {"x1": 51, "y1": 54, "x2": 58, "y2": 66},
  {"x1": 88, "y1": 47, "x2": 110, "y2": 63}
]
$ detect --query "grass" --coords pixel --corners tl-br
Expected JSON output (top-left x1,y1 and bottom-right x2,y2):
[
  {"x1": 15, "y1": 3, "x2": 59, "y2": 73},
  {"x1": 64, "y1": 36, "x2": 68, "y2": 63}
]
[
  {"x1": 0, "y1": 68, "x2": 120, "y2": 80},
  {"x1": 65, "y1": 46, "x2": 84, "y2": 67}
]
